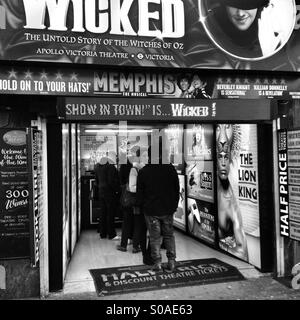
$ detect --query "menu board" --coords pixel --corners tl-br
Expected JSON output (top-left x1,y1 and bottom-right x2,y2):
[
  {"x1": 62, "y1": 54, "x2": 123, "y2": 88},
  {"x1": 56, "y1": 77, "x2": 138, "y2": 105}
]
[{"x1": 0, "y1": 128, "x2": 30, "y2": 258}]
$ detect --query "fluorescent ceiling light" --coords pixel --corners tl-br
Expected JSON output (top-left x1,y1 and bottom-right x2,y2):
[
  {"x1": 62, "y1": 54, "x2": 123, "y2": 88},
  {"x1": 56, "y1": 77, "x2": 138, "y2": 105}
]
[{"x1": 84, "y1": 129, "x2": 152, "y2": 133}]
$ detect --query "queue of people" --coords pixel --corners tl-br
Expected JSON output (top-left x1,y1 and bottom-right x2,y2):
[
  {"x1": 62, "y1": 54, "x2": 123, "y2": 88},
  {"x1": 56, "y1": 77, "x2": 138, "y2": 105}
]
[{"x1": 94, "y1": 146, "x2": 180, "y2": 272}]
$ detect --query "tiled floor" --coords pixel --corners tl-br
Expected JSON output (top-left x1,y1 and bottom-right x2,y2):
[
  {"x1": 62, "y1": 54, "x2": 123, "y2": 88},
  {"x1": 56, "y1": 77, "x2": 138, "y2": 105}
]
[{"x1": 63, "y1": 229, "x2": 263, "y2": 294}]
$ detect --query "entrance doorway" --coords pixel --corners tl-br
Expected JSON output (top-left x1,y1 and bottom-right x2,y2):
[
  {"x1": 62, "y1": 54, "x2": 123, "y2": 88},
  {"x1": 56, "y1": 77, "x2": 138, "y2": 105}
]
[{"x1": 57, "y1": 120, "x2": 273, "y2": 294}]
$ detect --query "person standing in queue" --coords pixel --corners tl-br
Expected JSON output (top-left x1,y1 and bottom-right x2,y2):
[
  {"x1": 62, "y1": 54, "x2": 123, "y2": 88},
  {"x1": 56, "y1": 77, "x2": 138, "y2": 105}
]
[
  {"x1": 136, "y1": 146, "x2": 180, "y2": 272},
  {"x1": 94, "y1": 153, "x2": 120, "y2": 241},
  {"x1": 117, "y1": 157, "x2": 133, "y2": 251}
]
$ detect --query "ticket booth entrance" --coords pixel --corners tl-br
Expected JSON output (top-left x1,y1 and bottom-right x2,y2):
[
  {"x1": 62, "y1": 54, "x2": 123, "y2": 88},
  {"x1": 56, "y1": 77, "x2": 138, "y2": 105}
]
[{"x1": 47, "y1": 97, "x2": 276, "y2": 292}]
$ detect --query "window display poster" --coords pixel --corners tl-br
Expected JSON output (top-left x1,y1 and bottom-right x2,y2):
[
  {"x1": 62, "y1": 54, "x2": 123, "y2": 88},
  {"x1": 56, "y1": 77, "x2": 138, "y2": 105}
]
[
  {"x1": 185, "y1": 124, "x2": 213, "y2": 161},
  {"x1": 81, "y1": 134, "x2": 117, "y2": 172},
  {"x1": 0, "y1": 128, "x2": 30, "y2": 258},
  {"x1": 187, "y1": 198, "x2": 215, "y2": 245},
  {"x1": 173, "y1": 175, "x2": 186, "y2": 231},
  {"x1": 216, "y1": 124, "x2": 261, "y2": 268},
  {"x1": 163, "y1": 124, "x2": 184, "y2": 174},
  {"x1": 118, "y1": 131, "x2": 149, "y2": 165},
  {"x1": 186, "y1": 161, "x2": 214, "y2": 203}
]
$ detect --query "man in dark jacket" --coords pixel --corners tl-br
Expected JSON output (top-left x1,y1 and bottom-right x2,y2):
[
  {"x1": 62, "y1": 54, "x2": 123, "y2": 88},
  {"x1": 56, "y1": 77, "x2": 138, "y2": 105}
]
[
  {"x1": 94, "y1": 155, "x2": 120, "y2": 240},
  {"x1": 136, "y1": 148, "x2": 180, "y2": 272}
]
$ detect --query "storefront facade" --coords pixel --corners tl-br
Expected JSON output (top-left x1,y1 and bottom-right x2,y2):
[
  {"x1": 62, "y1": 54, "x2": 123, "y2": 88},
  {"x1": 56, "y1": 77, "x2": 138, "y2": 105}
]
[{"x1": 0, "y1": 0, "x2": 300, "y2": 298}]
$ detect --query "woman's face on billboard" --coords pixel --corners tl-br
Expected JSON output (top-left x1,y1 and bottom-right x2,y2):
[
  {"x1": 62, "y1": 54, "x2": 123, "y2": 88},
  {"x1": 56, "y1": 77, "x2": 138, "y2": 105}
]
[
  {"x1": 226, "y1": 6, "x2": 258, "y2": 31},
  {"x1": 180, "y1": 78, "x2": 190, "y2": 91}
]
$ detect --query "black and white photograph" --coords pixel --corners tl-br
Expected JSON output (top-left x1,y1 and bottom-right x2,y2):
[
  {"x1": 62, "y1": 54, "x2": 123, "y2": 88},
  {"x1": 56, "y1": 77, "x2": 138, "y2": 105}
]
[{"x1": 0, "y1": 0, "x2": 299, "y2": 311}]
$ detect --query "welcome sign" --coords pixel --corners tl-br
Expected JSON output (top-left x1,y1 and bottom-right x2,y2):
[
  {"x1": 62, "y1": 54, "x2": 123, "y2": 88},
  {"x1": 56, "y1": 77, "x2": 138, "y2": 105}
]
[{"x1": 0, "y1": 0, "x2": 300, "y2": 71}]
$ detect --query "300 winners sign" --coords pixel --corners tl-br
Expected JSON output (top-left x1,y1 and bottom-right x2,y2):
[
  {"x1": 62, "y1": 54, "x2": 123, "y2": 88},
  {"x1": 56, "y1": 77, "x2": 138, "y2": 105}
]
[{"x1": 0, "y1": 129, "x2": 30, "y2": 259}]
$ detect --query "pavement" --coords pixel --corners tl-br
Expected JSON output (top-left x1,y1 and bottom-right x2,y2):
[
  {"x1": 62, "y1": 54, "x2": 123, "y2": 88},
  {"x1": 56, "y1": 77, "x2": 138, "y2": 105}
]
[{"x1": 44, "y1": 273, "x2": 300, "y2": 301}]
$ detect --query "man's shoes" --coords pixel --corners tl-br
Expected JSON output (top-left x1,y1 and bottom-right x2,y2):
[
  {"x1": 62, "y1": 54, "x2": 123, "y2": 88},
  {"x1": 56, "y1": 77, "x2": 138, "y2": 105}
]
[
  {"x1": 143, "y1": 256, "x2": 154, "y2": 266},
  {"x1": 110, "y1": 235, "x2": 121, "y2": 241},
  {"x1": 152, "y1": 263, "x2": 163, "y2": 273},
  {"x1": 132, "y1": 247, "x2": 141, "y2": 254},
  {"x1": 165, "y1": 260, "x2": 176, "y2": 273},
  {"x1": 116, "y1": 245, "x2": 127, "y2": 252},
  {"x1": 143, "y1": 253, "x2": 154, "y2": 266}
]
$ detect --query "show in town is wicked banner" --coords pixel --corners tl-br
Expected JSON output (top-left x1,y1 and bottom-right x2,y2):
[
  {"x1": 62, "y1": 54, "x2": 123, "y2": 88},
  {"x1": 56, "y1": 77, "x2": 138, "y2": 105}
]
[{"x1": 1, "y1": 0, "x2": 300, "y2": 71}]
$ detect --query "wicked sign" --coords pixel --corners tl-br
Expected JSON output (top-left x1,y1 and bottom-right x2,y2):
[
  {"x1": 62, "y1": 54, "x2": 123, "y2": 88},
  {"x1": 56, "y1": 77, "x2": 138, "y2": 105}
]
[
  {"x1": 1, "y1": 0, "x2": 300, "y2": 71},
  {"x1": 57, "y1": 97, "x2": 272, "y2": 121}
]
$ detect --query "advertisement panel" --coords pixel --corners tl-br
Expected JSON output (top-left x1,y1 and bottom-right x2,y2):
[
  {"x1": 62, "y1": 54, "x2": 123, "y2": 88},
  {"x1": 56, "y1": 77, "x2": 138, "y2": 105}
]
[
  {"x1": 278, "y1": 130, "x2": 289, "y2": 237},
  {"x1": 187, "y1": 198, "x2": 215, "y2": 244},
  {"x1": 81, "y1": 134, "x2": 117, "y2": 172},
  {"x1": 0, "y1": 128, "x2": 30, "y2": 259},
  {"x1": 163, "y1": 124, "x2": 184, "y2": 174},
  {"x1": 286, "y1": 129, "x2": 300, "y2": 241},
  {"x1": 216, "y1": 124, "x2": 261, "y2": 268},
  {"x1": 2, "y1": 66, "x2": 300, "y2": 99},
  {"x1": 185, "y1": 124, "x2": 213, "y2": 161},
  {"x1": 186, "y1": 161, "x2": 214, "y2": 203},
  {"x1": 0, "y1": 0, "x2": 300, "y2": 72}
]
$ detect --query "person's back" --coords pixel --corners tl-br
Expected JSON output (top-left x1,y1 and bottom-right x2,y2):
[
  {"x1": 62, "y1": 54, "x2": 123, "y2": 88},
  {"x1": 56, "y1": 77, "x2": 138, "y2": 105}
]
[
  {"x1": 94, "y1": 158, "x2": 120, "y2": 240},
  {"x1": 137, "y1": 161, "x2": 179, "y2": 273},
  {"x1": 137, "y1": 163, "x2": 179, "y2": 217},
  {"x1": 95, "y1": 158, "x2": 120, "y2": 198}
]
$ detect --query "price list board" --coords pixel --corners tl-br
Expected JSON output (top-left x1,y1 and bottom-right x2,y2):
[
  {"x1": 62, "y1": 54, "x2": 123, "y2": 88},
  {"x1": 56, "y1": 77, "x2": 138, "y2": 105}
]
[{"x1": 0, "y1": 129, "x2": 30, "y2": 259}]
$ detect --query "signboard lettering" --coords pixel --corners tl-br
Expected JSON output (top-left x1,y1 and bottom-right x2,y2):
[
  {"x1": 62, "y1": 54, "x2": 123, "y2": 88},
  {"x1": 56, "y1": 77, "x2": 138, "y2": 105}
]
[
  {"x1": 2, "y1": 66, "x2": 300, "y2": 99},
  {"x1": 23, "y1": 0, "x2": 185, "y2": 38},
  {"x1": 278, "y1": 130, "x2": 289, "y2": 237},
  {"x1": 1, "y1": 0, "x2": 300, "y2": 70},
  {"x1": 0, "y1": 129, "x2": 30, "y2": 259},
  {"x1": 58, "y1": 98, "x2": 271, "y2": 121}
]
